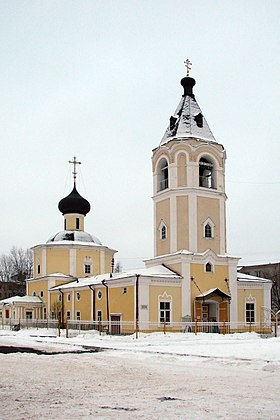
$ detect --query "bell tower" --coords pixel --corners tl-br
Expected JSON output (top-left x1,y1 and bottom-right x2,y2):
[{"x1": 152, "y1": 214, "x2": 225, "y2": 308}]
[{"x1": 152, "y1": 65, "x2": 227, "y2": 257}]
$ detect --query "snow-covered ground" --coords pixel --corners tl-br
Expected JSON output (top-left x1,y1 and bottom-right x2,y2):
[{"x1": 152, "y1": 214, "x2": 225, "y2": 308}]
[{"x1": 0, "y1": 329, "x2": 279, "y2": 419}]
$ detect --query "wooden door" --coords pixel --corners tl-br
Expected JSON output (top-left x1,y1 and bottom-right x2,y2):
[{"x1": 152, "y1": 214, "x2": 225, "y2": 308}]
[{"x1": 111, "y1": 315, "x2": 121, "y2": 335}]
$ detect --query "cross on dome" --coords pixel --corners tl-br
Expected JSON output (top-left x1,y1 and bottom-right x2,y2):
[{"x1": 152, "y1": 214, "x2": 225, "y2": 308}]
[
  {"x1": 184, "y1": 59, "x2": 192, "y2": 76},
  {"x1": 69, "y1": 156, "x2": 81, "y2": 183}
]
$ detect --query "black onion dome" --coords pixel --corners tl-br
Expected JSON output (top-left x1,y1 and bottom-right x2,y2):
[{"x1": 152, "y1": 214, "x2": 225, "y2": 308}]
[{"x1": 58, "y1": 184, "x2": 91, "y2": 216}]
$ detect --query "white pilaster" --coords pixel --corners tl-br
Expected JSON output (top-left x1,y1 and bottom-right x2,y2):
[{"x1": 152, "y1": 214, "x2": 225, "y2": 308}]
[
  {"x1": 69, "y1": 248, "x2": 76, "y2": 276},
  {"x1": 42, "y1": 248, "x2": 46, "y2": 277},
  {"x1": 170, "y1": 194, "x2": 177, "y2": 253},
  {"x1": 181, "y1": 258, "x2": 191, "y2": 319},
  {"x1": 100, "y1": 250, "x2": 105, "y2": 274},
  {"x1": 229, "y1": 262, "x2": 238, "y2": 325}
]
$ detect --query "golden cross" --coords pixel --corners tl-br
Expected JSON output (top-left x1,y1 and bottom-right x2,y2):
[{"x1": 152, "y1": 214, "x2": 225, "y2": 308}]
[
  {"x1": 69, "y1": 156, "x2": 81, "y2": 182},
  {"x1": 184, "y1": 59, "x2": 192, "y2": 76}
]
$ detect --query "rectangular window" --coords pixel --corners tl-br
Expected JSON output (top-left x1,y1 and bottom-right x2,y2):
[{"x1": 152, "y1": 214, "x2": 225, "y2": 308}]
[
  {"x1": 37, "y1": 264, "x2": 41, "y2": 274},
  {"x1": 246, "y1": 303, "x2": 255, "y2": 324},
  {"x1": 66, "y1": 311, "x2": 71, "y2": 320},
  {"x1": 76, "y1": 218, "x2": 80, "y2": 229},
  {"x1": 122, "y1": 287, "x2": 127, "y2": 294},
  {"x1": 84, "y1": 264, "x2": 91, "y2": 274},
  {"x1": 76, "y1": 311, "x2": 81, "y2": 321},
  {"x1": 43, "y1": 308, "x2": 47, "y2": 320},
  {"x1": 97, "y1": 310, "x2": 102, "y2": 322},
  {"x1": 159, "y1": 301, "x2": 170, "y2": 324}
]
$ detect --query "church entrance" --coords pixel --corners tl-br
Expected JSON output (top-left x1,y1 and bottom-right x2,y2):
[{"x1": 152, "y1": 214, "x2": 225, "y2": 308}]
[{"x1": 194, "y1": 288, "x2": 230, "y2": 332}]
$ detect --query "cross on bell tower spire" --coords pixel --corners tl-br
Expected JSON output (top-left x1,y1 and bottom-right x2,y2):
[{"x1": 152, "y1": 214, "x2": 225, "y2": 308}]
[
  {"x1": 69, "y1": 156, "x2": 81, "y2": 185},
  {"x1": 184, "y1": 58, "x2": 192, "y2": 76}
]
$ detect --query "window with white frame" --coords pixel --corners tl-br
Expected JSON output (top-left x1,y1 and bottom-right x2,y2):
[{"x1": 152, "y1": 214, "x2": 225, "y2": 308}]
[
  {"x1": 97, "y1": 310, "x2": 102, "y2": 322},
  {"x1": 84, "y1": 264, "x2": 91, "y2": 274},
  {"x1": 157, "y1": 158, "x2": 169, "y2": 192},
  {"x1": 97, "y1": 291, "x2": 102, "y2": 300},
  {"x1": 58, "y1": 294, "x2": 62, "y2": 302},
  {"x1": 76, "y1": 292, "x2": 81, "y2": 301},
  {"x1": 203, "y1": 218, "x2": 214, "y2": 239},
  {"x1": 246, "y1": 302, "x2": 255, "y2": 324},
  {"x1": 159, "y1": 301, "x2": 171, "y2": 324},
  {"x1": 159, "y1": 220, "x2": 167, "y2": 241},
  {"x1": 76, "y1": 311, "x2": 81, "y2": 321},
  {"x1": 84, "y1": 256, "x2": 92, "y2": 275},
  {"x1": 199, "y1": 156, "x2": 216, "y2": 189},
  {"x1": 122, "y1": 287, "x2": 127, "y2": 294},
  {"x1": 205, "y1": 262, "x2": 213, "y2": 273},
  {"x1": 66, "y1": 311, "x2": 71, "y2": 320},
  {"x1": 67, "y1": 293, "x2": 71, "y2": 302}
]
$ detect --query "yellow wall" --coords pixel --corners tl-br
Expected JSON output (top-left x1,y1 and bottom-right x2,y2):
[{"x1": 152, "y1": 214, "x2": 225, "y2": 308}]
[
  {"x1": 190, "y1": 263, "x2": 229, "y2": 318},
  {"x1": 76, "y1": 249, "x2": 100, "y2": 277},
  {"x1": 156, "y1": 198, "x2": 170, "y2": 256},
  {"x1": 149, "y1": 285, "x2": 181, "y2": 323},
  {"x1": 46, "y1": 249, "x2": 69, "y2": 275},
  {"x1": 177, "y1": 196, "x2": 189, "y2": 250},
  {"x1": 237, "y1": 288, "x2": 264, "y2": 323},
  {"x1": 109, "y1": 286, "x2": 134, "y2": 321},
  {"x1": 64, "y1": 214, "x2": 84, "y2": 231},
  {"x1": 197, "y1": 197, "x2": 220, "y2": 254},
  {"x1": 177, "y1": 153, "x2": 187, "y2": 186}
]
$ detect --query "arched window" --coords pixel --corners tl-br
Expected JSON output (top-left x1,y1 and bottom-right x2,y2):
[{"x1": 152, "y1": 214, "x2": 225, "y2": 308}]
[
  {"x1": 205, "y1": 223, "x2": 212, "y2": 238},
  {"x1": 205, "y1": 262, "x2": 213, "y2": 272},
  {"x1": 158, "y1": 158, "x2": 169, "y2": 192},
  {"x1": 199, "y1": 157, "x2": 215, "y2": 189},
  {"x1": 159, "y1": 220, "x2": 167, "y2": 240},
  {"x1": 203, "y1": 218, "x2": 214, "y2": 239}
]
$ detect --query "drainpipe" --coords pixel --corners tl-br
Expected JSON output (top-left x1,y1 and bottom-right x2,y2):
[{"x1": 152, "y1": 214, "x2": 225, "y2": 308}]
[
  {"x1": 101, "y1": 280, "x2": 109, "y2": 328},
  {"x1": 59, "y1": 289, "x2": 65, "y2": 328},
  {"x1": 135, "y1": 274, "x2": 140, "y2": 338},
  {"x1": 88, "y1": 285, "x2": 95, "y2": 322}
]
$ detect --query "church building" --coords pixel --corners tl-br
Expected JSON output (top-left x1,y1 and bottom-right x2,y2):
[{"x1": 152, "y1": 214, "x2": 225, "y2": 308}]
[{"x1": 0, "y1": 64, "x2": 272, "y2": 332}]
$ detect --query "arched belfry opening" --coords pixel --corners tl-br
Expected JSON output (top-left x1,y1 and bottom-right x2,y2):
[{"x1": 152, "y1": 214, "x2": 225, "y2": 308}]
[
  {"x1": 157, "y1": 158, "x2": 169, "y2": 192},
  {"x1": 199, "y1": 157, "x2": 216, "y2": 189}
]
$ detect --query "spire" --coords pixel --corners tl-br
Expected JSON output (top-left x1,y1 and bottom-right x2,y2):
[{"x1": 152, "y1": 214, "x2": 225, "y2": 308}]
[
  {"x1": 58, "y1": 157, "x2": 91, "y2": 216},
  {"x1": 160, "y1": 60, "x2": 216, "y2": 145}
]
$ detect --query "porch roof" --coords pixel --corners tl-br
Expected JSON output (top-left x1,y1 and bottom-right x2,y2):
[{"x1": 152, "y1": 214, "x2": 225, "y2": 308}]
[
  {"x1": 0, "y1": 295, "x2": 43, "y2": 307},
  {"x1": 196, "y1": 288, "x2": 230, "y2": 300}
]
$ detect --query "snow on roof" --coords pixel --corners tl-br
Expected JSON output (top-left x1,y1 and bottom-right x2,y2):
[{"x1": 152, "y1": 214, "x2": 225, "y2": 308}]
[
  {"x1": 160, "y1": 94, "x2": 216, "y2": 146},
  {"x1": 237, "y1": 273, "x2": 272, "y2": 283},
  {"x1": 32, "y1": 240, "x2": 117, "y2": 252},
  {"x1": 196, "y1": 288, "x2": 230, "y2": 299},
  {"x1": 0, "y1": 295, "x2": 43, "y2": 306},
  {"x1": 50, "y1": 265, "x2": 181, "y2": 291}
]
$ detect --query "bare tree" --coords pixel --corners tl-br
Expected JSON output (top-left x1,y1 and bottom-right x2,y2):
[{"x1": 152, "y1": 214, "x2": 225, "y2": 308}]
[
  {"x1": 0, "y1": 247, "x2": 33, "y2": 283},
  {"x1": 114, "y1": 261, "x2": 123, "y2": 273}
]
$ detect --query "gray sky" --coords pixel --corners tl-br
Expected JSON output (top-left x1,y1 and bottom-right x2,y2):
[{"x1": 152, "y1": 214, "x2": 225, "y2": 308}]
[{"x1": 1, "y1": 0, "x2": 280, "y2": 269}]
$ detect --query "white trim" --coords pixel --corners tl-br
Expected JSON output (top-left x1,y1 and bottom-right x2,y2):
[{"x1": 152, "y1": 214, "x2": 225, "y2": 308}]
[
  {"x1": 203, "y1": 218, "x2": 215, "y2": 239},
  {"x1": 181, "y1": 259, "x2": 191, "y2": 319},
  {"x1": 158, "y1": 291, "x2": 172, "y2": 325},
  {"x1": 100, "y1": 250, "x2": 105, "y2": 274},
  {"x1": 245, "y1": 296, "x2": 256, "y2": 324},
  {"x1": 170, "y1": 194, "x2": 177, "y2": 253},
  {"x1": 69, "y1": 248, "x2": 76, "y2": 276},
  {"x1": 219, "y1": 197, "x2": 226, "y2": 254},
  {"x1": 158, "y1": 219, "x2": 167, "y2": 241},
  {"x1": 42, "y1": 248, "x2": 46, "y2": 277}
]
